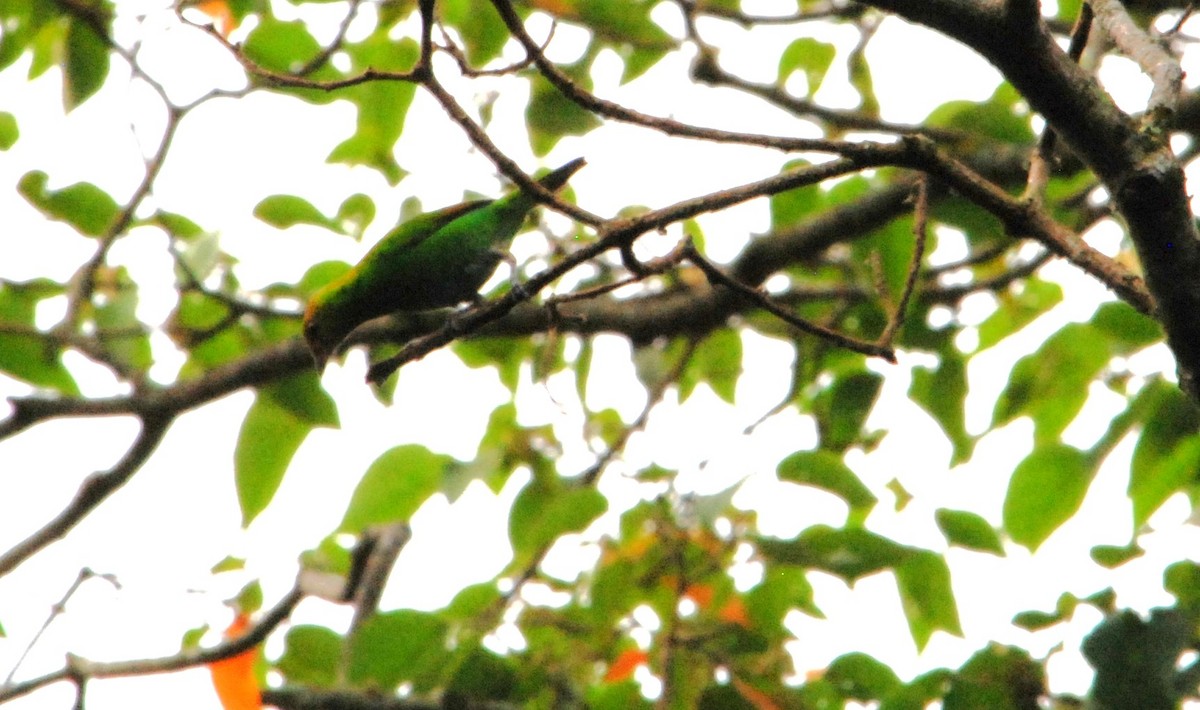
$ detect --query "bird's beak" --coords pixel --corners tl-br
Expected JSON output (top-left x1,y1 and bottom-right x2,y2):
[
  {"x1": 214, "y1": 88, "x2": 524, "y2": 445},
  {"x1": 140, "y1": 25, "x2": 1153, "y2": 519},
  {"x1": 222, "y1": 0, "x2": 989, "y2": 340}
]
[{"x1": 310, "y1": 347, "x2": 328, "y2": 375}]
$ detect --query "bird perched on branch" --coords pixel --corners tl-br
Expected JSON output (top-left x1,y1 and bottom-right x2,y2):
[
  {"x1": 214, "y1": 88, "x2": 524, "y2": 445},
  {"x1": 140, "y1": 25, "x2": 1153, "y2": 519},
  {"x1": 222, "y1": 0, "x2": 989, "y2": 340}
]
[{"x1": 303, "y1": 158, "x2": 586, "y2": 372}]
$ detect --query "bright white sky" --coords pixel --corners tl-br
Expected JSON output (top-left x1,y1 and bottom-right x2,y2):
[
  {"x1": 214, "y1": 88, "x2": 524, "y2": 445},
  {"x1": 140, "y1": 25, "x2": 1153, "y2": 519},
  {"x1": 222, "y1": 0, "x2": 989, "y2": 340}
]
[{"x1": 2, "y1": 1, "x2": 1200, "y2": 708}]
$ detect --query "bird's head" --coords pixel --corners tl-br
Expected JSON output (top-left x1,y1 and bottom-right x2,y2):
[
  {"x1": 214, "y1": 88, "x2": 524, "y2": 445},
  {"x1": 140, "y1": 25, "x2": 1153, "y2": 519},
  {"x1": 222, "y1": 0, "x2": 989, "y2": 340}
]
[{"x1": 302, "y1": 295, "x2": 343, "y2": 374}]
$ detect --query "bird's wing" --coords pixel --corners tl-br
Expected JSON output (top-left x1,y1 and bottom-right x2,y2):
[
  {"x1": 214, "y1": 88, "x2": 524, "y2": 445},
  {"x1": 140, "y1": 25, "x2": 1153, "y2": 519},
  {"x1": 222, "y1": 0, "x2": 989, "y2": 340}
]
[{"x1": 378, "y1": 199, "x2": 491, "y2": 253}]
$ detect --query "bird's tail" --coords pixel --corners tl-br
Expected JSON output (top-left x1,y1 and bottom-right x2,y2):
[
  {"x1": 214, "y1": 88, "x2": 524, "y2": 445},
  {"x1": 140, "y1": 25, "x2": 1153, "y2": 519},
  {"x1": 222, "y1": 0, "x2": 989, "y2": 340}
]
[{"x1": 535, "y1": 157, "x2": 587, "y2": 192}]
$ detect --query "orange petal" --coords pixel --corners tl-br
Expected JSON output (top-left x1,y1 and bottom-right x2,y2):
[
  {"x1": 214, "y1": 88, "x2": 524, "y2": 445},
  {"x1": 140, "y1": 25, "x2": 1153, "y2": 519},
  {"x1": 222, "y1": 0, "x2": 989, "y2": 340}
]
[{"x1": 603, "y1": 649, "x2": 649, "y2": 683}]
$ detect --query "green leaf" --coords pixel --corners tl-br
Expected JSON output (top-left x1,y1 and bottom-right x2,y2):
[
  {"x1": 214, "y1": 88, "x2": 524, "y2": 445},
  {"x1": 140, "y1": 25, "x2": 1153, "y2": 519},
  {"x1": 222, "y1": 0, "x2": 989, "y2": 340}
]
[
  {"x1": 1129, "y1": 379, "x2": 1200, "y2": 527},
  {"x1": 682, "y1": 329, "x2": 742, "y2": 404},
  {"x1": 778, "y1": 38, "x2": 836, "y2": 97},
  {"x1": 0, "y1": 111, "x2": 17, "y2": 149},
  {"x1": 276, "y1": 625, "x2": 342, "y2": 686},
  {"x1": 1091, "y1": 301, "x2": 1162, "y2": 351},
  {"x1": 337, "y1": 193, "x2": 375, "y2": 240},
  {"x1": 975, "y1": 278, "x2": 1062, "y2": 350},
  {"x1": 234, "y1": 391, "x2": 313, "y2": 526},
  {"x1": 777, "y1": 450, "x2": 877, "y2": 524},
  {"x1": 814, "y1": 370, "x2": 883, "y2": 451},
  {"x1": 769, "y1": 159, "x2": 824, "y2": 231},
  {"x1": 577, "y1": 0, "x2": 674, "y2": 50},
  {"x1": 18, "y1": 170, "x2": 120, "y2": 236},
  {"x1": 93, "y1": 266, "x2": 152, "y2": 374},
  {"x1": 526, "y1": 71, "x2": 601, "y2": 156},
  {"x1": 242, "y1": 17, "x2": 323, "y2": 75},
  {"x1": 347, "y1": 610, "x2": 449, "y2": 692},
  {"x1": 64, "y1": 14, "x2": 110, "y2": 110},
  {"x1": 447, "y1": 646, "x2": 518, "y2": 701},
  {"x1": 1083, "y1": 609, "x2": 1192, "y2": 710},
  {"x1": 262, "y1": 371, "x2": 340, "y2": 428},
  {"x1": 910, "y1": 350, "x2": 973, "y2": 465},
  {"x1": 1164, "y1": 561, "x2": 1200, "y2": 614},
  {"x1": 0, "y1": 279, "x2": 78, "y2": 394},
  {"x1": 326, "y1": 34, "x2": 419, "y2": 184},
  {"x1": 509, "y1": 481, "x2": 607, "y2": 568},
  {"x1": 925, "y1": 84, "x2": 1035, "y2": 145},
  {"x1": 756, "y1": 525, "x2": 915, "y2": 584},
  {"x1": 934, "y1": 509, "x2": 1004, "y2": 555},
  {"x1": 943, "y1": 644, "x2": 1044, "y2": 710},
  {"x1": 340, "y1": 444, "x2": 450, "y2": 533},
  {"x1": 895, "y1": 551, "x2": 963, "y2": 650},
  {"x1": 745, "y1": 565, "x2": 823, "y2": 638},
  {"x1": 1091, "y1": 543, "x2": 1143, "y2": 568},
  {"x1": 1002, "y1": 443, "x2": 1094, "y2": 551},
  {"x1": 826, "y1": 652, "x2": 902, "y2": 700},
  {"x1": 992, "y1": 323, "x2": 1113, "y2": 445},
  {"x1": 441, "y1": 0, "x2": 508, "y2": 65},
  {"x1": 254, "y1": 195, "x2": 340, "y2": 231}
]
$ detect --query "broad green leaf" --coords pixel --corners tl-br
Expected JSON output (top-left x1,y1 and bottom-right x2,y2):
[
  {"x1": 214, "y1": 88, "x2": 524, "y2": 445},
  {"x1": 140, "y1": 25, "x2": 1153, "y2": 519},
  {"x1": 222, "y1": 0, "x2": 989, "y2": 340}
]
[
  {"x1": 339, "y1": 444, "x2": 450, "y2": 533},
  {"x1": 826, "y1": 652, "x2": 902, "y2": 700},
  {"x1": 1164, "y1": 561, "x2": 1200, "y2": 614},
  {"x1": 262, "y1": 371, "x2": 339, "y2": 427},
  {"x1": 757, "y1": 525, "x2": 915, "y2": 583},
  {"x1": 441, "y1": 0, "x2": 508, "y2": 65},
  {"x1": 337, "y1": 193, "x2": 375, "y2": 240},
  {"x1": 508, "y1": 480, "x2": 606, "y2": 567},
  {"x1": 442, "y1": 582, "x2": 502, "y2": 621},
  {"x1": 769, "y1": 159, "x2": 823, "y2": 231},
  {"x1": 943, "y1": 644, "x2": 1044, "y2": 710},
  {"x1": 93, "y1": 266, "x2": 152, "y2": 374},
  {"x1": 682, "y1": 329, "x2": 742, "y2": 404},
  {"x1": 276, "y1": 625, "x2": 341, "y2": 686},
  {"x1": 242, "y1": 17, "x2": 323, "y2": 75},
  {"x1": 326, "y1": 34, "x2": 418, "y2": 184},
  {"x1": 447, "y1": 646, "x2": 518, "y2": 701},
  {"x1": 0, "y1": 279, "x2": 78, "y2": 394},
  {"x1": 1091, "y1": 543, "x2": 1143, "y2": 568},
  {"x1": 934, "y1": 509, "x2": 1003, "y2": 555},
  {"x1": 65, "y1": 14, "x2": 110, "y2": 110},
  {"x1": 347, "y1": 610, "x2": 449, "y2": 691},
  {"x1": 745, "y1": 565, "x2": 823, "y2": 639},
  {"x1": 925, "y1": 84, "x2": 1035, "y2": 145},
  {"x1": 454, "y1": 336, "x2": 532, "y2": 392},
  {"x1": 1083, "y1": 609, "x2": 1192, "y2": 710},
  {"x1": 778, "y1": 38, "x2": 836, "y2": 97},
  {"x1": 1091, "y1": 301, "x2": 1162, "y2": 351},
  {"x1": 992, "y1": 323, "x2": 1113, "y2": 445},
  {"x1": 235, "y1": 391, "x2": 312, "y2": 526},
  {"x1": 254, "y1": 195, "x2": 340, "y2": 231},
  {"x1": 975, "y1": 278, "x2": 1062, "y2": 350},
  {"x1": 814, "y1": 370, "x2": 883, "y2": 451},
  {"x1": 777, "y1": 450, "x2": 877, "y2": 524},
  {"x1": 895, "y1": 551, "x2": 963, "y2": 650},
  {"x1": 298, "y1": 260, "x2": 353, "y2": 298},
  {"x1": 18, "y1": 170, "x2": 120, "y2": 236},
  {"x1": 0, "y1": 111, "x2": 17, "y2": 149},
  {"x1": 1129, "y1": 378, "x2": 1200, "y2": 527},
  {"x1": 910, "y1": 350, "x2": 973, "y2": 465},
  {"x1": 526, "y1": 71, "x2": 601, "y2": 156},
  {"x1": 577, "y1": 1, "x2": 674, "y2": 50},
  {"x1": 1002, "y1": 443, "x2": 1094, "y2": 551}
]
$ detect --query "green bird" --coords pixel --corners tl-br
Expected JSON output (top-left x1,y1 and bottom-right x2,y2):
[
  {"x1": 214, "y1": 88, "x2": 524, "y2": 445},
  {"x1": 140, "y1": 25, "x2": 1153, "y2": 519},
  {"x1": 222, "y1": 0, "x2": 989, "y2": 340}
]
[{"x1": 303, "y1": 158, "x2": 586, "y2": 372}]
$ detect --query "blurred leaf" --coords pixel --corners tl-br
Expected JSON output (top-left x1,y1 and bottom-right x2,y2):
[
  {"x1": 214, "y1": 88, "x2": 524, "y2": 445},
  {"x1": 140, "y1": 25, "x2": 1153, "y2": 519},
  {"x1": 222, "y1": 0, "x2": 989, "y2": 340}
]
[
  {"x1": 93, "y1": 266, "x2": 152, "y2": 374},
  {"x1": 64, "y1": 14, "x2": 110, "y2": 110},
  {"x1": 348, "y1": 610, "x2": 449, "y2": 691},
  {"x1": 441, "y1": 0, "x2": 507, "y2": 65},
  {"x1": 1002, "y1": 443, "x2": 1094, "y2": 551},
  {"x1": 1164, "y1": 561, "x2": 1200, "y2": 614},
  {"x1": 777, "y1": 449, "x2": 877, "y2": 524},
  {"x1": 1083, "y1": 609, "x2": 1192, "y2": 710},
  {"x1": 254, "y1": 195, "x2": 340, "y2": 231},
  {"x1": 509, "y1": 480, "x2": 606, "y2": 568},
  {"x1": 1091, "y1": 543, "x2": 1143, "y2": 568},
  {"x1": 448, "y1": 646, "x2": 518, "y2": 700},
  {"x1": 826, "y1": 652, "x2": 902, "y2": 700},
  {"x1": 935, "y1": 509, "x2": 1004, "y2": 555},
  {"x1": 242, "y1": 16, "x2": 322, "y2": 75},
  {"x1": 757, "y1": 525, "x2": 914, "y2": 583},
  {"x1": 1129, "y1": 378, "x2": 1200, "y2": 527},
  {"x1": 340, "y1": 444, "x2": 450, "y2": 532},
  {"x1": 814, "y1": 370, "x2": 882, "y2": 451},
  {"x1": 975, "y1": 279, "x2": 1062, "y2": 350},
  {"x1": 235, "y1": 390, "x2": 313, "y2": 526},
  {"x1": 682, "y1": 329, "x2": 742, "y2": 403},
  {"x1": 925, "y1": 84, "x2": 1034, "y2": 145},
  {"x1": 1091, "y1": 301, "x2": 1162, "y2": 351},
  {"x1": 895, "y1": 551, "x2": 963, "y2": 650},
  {"x1": 326, "y1": 34, "x2": 418, "y2": 184},
  {"x1": 910, "y1": 350, "x2": 973, "y2": 465},
  {"x1": 943, "y1": 644, "x2": 1044, "y2": 710},
  {"x1": 262, "y1": 371, "x2": 339, "y2": 428},
  {"x1": 0, "y1": 111, "x2": 17, "y2": 149},
  {"x1": 526, "y1": 70, "x2": 601, "y2": 156},
  {"x1": 778, "y1": 37, "x2": 836, "y2": 97},
  {"x1": 337, "y1": 193, "x2": 375, "y2": 240},
  {"x1": 992, "y1": 323, "x2": 1112, "y2": 445},
  {"x1": 769, "y1": 159, "x2": 823, "y2": 231},
  {"x1": 276, "y1": 625, "x2": 341, "y2": 687},
  {"x1": 0, "y1": 279, "x2": 79, "y2": 394},
  {"x1": 18, "y1": 170, "x2": 120, "y2": 236}
]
